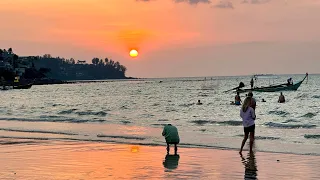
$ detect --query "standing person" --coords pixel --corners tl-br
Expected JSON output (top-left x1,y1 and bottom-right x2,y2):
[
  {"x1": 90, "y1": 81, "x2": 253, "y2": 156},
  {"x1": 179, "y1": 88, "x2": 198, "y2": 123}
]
[
  {"x1": 162, "y1": 124, "x2": 180, "y2": 155},
  {"x1": 247, "y1": 92, "x2": 256, "y2": 110},
  {"x1": 239, "y1": 97, "x2": 256, "y2": 155},
  {"x1": 235, "y1": 92, "x2": 242, "y2": 105},
  {"x1": 250, "y1": 78, "x2": 254, "y2": 89},
  {"x1": 278, "y1": 92, "x2": 285, "y2": 103}
]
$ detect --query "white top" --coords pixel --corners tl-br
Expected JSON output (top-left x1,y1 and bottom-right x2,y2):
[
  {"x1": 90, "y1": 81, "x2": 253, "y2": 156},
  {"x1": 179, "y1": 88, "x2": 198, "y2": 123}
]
[{"x1": 240, "y1": 107, "x2": 256, "y2": 127}]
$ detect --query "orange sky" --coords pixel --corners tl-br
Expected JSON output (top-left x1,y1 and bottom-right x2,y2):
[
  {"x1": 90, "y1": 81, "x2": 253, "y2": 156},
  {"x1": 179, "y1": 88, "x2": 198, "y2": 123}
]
[{"x1": 1, "y1": 0, "x2": 320, "y2": 77}]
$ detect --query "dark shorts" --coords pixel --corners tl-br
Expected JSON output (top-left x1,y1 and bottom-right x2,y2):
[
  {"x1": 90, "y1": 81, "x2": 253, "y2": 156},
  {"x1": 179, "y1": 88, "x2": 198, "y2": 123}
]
[
  {"x1": 244, "y1": 124, "x2": 255, "y2": 133},
  {"x1": 166, "y1": 141, "x2": 179, "y2": 145}
]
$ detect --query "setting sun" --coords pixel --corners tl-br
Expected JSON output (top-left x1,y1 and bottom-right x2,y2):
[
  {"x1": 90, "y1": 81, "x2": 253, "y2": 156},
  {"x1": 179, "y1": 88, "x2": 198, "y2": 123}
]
[{"x1": 129, "y1": 49, "x2": 139, "y2": 57}]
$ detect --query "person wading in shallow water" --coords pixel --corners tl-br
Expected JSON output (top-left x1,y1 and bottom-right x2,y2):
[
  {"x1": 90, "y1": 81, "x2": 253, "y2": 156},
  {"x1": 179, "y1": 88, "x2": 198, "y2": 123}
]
[
  {"x1": 235, "y1": 92, "x2": 242, "y2": 105},
  {"x1": 247, "y1": 92, "x2": 256, "y2": 110},
  {"x1": 162, "y1": 124, "x2": 180, "y2": 155},
  {"x1": 250, "y1": 78, "x2": 254, "y2": 89},
  {"x1": 278, "y1": 92, "x2": 285, "y2": 103},
  {"x1": 239, "y1": 97, "x2": 256, "y2": 155}
]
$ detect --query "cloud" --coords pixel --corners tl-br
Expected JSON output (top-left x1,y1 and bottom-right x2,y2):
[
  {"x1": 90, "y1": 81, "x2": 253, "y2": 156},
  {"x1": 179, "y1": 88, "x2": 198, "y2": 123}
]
[
  {"x1": 241, "y1": 0, "x2": 271, "y2": 4},
  {"x1": 136, "y1": 0, "x2": 271, "y2": 7},
  {"x1": 173, "y1": 0, "x2": 211, "y2": 5},
  {"x1": 213, "y1": 1, "x2": 234, "y2": 9},
  {"x1": 136, "y1": 0, "x2": 211, "y2": 5}
]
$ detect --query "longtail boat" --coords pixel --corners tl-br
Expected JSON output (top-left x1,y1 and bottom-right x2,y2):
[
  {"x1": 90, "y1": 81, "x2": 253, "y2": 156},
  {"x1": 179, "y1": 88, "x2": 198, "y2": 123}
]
[
  {"x1": 235, "y1": 73, "x2": 308, "y2": 93},
  {"x1": 13, "y1": 83, "x2": 33, "y2": 89}
]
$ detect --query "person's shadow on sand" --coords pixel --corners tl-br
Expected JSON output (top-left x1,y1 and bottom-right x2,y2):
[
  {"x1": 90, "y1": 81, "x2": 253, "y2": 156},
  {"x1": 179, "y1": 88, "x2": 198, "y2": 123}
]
[
  {"x1": 163, "y1": 154, "x2": 180, "y2": 170},
  {"x1": 240, "y1": 152, "x2": 258, "y2": 180}
]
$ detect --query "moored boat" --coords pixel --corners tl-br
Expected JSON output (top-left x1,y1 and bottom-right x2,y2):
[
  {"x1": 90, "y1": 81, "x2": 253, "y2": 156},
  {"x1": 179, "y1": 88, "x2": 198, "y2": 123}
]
[
  {"x1": 13, "y1": 83, "x2": 33, "y2": 89},
  {"x1": 236, "y1": 73, "x2": 308, "y2": 93}
]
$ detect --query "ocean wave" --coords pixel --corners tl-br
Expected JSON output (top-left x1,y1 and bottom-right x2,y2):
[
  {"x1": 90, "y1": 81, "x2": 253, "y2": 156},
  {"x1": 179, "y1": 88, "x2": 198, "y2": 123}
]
[
  {"x1": 218, "y1": 121, "x2": 243, "y2": 126},
  {"x1": 165, "y1": 108, "x2": 178, "y2": 112},
  {"x1": 120, "y1": 120, "x2": 131, "y2": 124},
  {"x1": 75, "y1": 111, "x2": 107, "y2": 117},
  {"x1": 190, "y1": 120, "x2": 242, "y2": 126},
  {"x1": 312, "y1": 95, "x2": 320, "y2": 99},
  {"x1": 97, "y1": 134, "x2": 146, "y2": 140},
  {"x1": 58, "y1": 109, "x2": 78, "y2": 114},
  {"x1": 190, "y1": 120, "x2": 212, "y2": 125},
  {"x1": 255, "y1": 136, "x2": 280, "y2": 140},
  {"x1": 178, "y1": 103, "x2": 194, "y2": 107},
  {"x1": 304, "y1": 134, "x2": 320, "y2": 139},
  {"x1": 0, "y1": 140, "x2": 37, "y2": 145},
  {"x1": 158, "y1": 119, "x2": 169, "y2": 122},
  {"x1": 140, "y1": 114, "x2": 155, "y2": 118},
  {"x1": 268, "y1": 110, "x2": 289, "y2": 117},
  {"x1": 151, "y1": 123, "x2": 167, "y2": 127},
  {"x1": 282, "y1": 119, "x2": 300, "y2": 123},
  {"x1": 295, "y1": 93, "x2": 308, "y2": 99},
  {"x1": 0, "y1": 117, "x2": 106, "y2": 123},
  {"x1": 300, "y1": 112, "x2": 317, "y2": 118},
  {"x1": 198, "y1": 94, "x2": 209, "y2": 97},
  {"x1": 265, "y1": 122, "x2": 316, "y2": 129},
  {"x1": 236, "y1": 135, "x2": 280, "y2": 140},
  {"x1": 0, "y1": 128, "x2": 78, "y2": 135}
]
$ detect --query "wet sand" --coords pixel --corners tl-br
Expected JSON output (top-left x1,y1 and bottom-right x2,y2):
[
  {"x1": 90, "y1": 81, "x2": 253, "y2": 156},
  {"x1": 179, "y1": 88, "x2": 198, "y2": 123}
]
[{"x1": 0, "y1": 139, "x2": 319, "y2": 180}]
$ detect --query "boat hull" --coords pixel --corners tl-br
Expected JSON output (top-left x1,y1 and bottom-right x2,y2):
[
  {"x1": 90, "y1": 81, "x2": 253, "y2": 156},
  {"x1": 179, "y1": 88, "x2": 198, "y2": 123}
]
[
  {"x1": 236, "y1": 73, "x2": 308, "y2": 93},
  {"x1": 13, "y1": 83, "x2": 33, "y2": 89}
]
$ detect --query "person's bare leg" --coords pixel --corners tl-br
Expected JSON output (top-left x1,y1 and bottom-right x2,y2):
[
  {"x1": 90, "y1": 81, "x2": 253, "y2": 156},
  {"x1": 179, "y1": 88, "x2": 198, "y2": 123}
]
[
  {"x1": 174, "y1": 144, "x2": 178, "y2": 155},
  {"x1": 239, "y1": 133, "x2": 249, "y2": 155},
  {"x1": 166, "y1": 144, "x2": 170, "y2": 154},
  {"x1": 249, "y1": 131, "x2": 255, "y2": 153}
]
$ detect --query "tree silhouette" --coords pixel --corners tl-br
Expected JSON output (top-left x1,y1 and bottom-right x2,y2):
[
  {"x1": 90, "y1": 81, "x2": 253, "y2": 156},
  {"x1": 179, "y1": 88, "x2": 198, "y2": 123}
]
[{"x1": 92, "y1": 58, "x2": 99, "y2": 65}]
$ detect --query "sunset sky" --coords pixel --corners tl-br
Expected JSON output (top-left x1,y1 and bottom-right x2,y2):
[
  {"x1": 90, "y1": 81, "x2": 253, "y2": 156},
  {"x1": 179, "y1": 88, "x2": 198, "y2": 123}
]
[{"x1": 1, "y1": 0, "x2": 320, "y2": 77}]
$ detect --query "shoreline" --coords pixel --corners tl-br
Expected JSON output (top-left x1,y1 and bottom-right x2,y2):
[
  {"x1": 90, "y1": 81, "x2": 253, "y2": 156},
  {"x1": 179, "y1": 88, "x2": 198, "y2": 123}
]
[
  {"x1": 0, "y1": 135, "x2": 319, "y2": 157},
  {"x1": 0, "y1": 120, "x2": 319, "y2": 157},
  {"x1": 0, "y1": 139, "x2": 319, "y2": 179}
]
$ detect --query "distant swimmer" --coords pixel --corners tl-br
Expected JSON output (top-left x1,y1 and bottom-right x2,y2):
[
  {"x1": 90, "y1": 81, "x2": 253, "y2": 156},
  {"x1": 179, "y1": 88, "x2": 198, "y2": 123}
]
[
  {"x1": 262, "y1": 98, "x2": 266, "y2": 102},
  {"x1": 162, "y1": 124, "x2": 180, "y2": 155},
  {"x1": 278, "y1": 92, "x2": 285, "y2": 103},
  {"x1": 235, "y1": 92, "x2": 242, "y2": 105},
  {"x1": 196, "y1": 100, "x2": 203, "y2": 105}
]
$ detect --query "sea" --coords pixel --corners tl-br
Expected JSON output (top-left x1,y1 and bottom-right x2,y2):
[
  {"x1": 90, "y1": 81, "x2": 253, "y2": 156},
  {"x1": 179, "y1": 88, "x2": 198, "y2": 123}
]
[{"x1": 0, "y1": 74, "x2": 319, "y2": 155}]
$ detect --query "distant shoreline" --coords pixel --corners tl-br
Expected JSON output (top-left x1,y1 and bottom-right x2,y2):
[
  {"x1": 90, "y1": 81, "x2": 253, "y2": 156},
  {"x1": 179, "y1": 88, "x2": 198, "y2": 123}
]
[{"x1": 33, "y1": 77, "x2": 140, "y2": 85}]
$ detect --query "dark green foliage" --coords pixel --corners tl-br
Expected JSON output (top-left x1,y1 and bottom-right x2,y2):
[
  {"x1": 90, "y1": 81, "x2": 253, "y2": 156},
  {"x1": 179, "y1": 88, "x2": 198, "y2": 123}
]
[{"x1": 31, "y1": 55, "x2": 127, "y2": 80}]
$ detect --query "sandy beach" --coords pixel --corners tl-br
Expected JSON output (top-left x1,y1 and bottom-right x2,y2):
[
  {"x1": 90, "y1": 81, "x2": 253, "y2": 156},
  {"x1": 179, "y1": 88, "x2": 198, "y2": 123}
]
[{"x1": 0, "y1": 138, "x2": 319, "y2": 180}]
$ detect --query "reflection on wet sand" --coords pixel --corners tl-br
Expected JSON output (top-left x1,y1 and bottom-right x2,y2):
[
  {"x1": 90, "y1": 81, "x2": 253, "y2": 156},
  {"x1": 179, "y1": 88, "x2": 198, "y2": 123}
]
[
  {"x1": 241, "y1": 152, "x2": 258, "y2": 180},
  {"x1": 163, "y1": 154, "x2": 180, "y2": 170}
]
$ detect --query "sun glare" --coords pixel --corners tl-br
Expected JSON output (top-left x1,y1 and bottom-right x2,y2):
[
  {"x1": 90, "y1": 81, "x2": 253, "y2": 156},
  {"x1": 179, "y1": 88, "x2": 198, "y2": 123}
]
[
  {"x1": 131, "y1": 146, "x2": 139, "y2": 153},
  {"x1": 129, "y1": 49, "x2": 139, "y2": 57}
]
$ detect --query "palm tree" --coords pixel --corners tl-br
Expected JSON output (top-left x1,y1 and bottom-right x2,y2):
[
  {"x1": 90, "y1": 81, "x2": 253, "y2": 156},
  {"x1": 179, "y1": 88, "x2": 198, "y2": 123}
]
[
  {"x1": 0, "y1": 49, "x2": 3, "y2": 60},
  {"x1": 109, "y1": 59, "x2": 114, "y2": 67},
  {"x1": 91, "y1": 58, "x2": 99, "y2": 65},
  {"x1": 114, "y1": 61, "x2": 120, "y2": 70},
  {"x1": 119, "y1": 65, "x2": 127, "y2": 73},
  {"x1": 8, "y1": 48, "x2": 13, "y2": 54}
]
